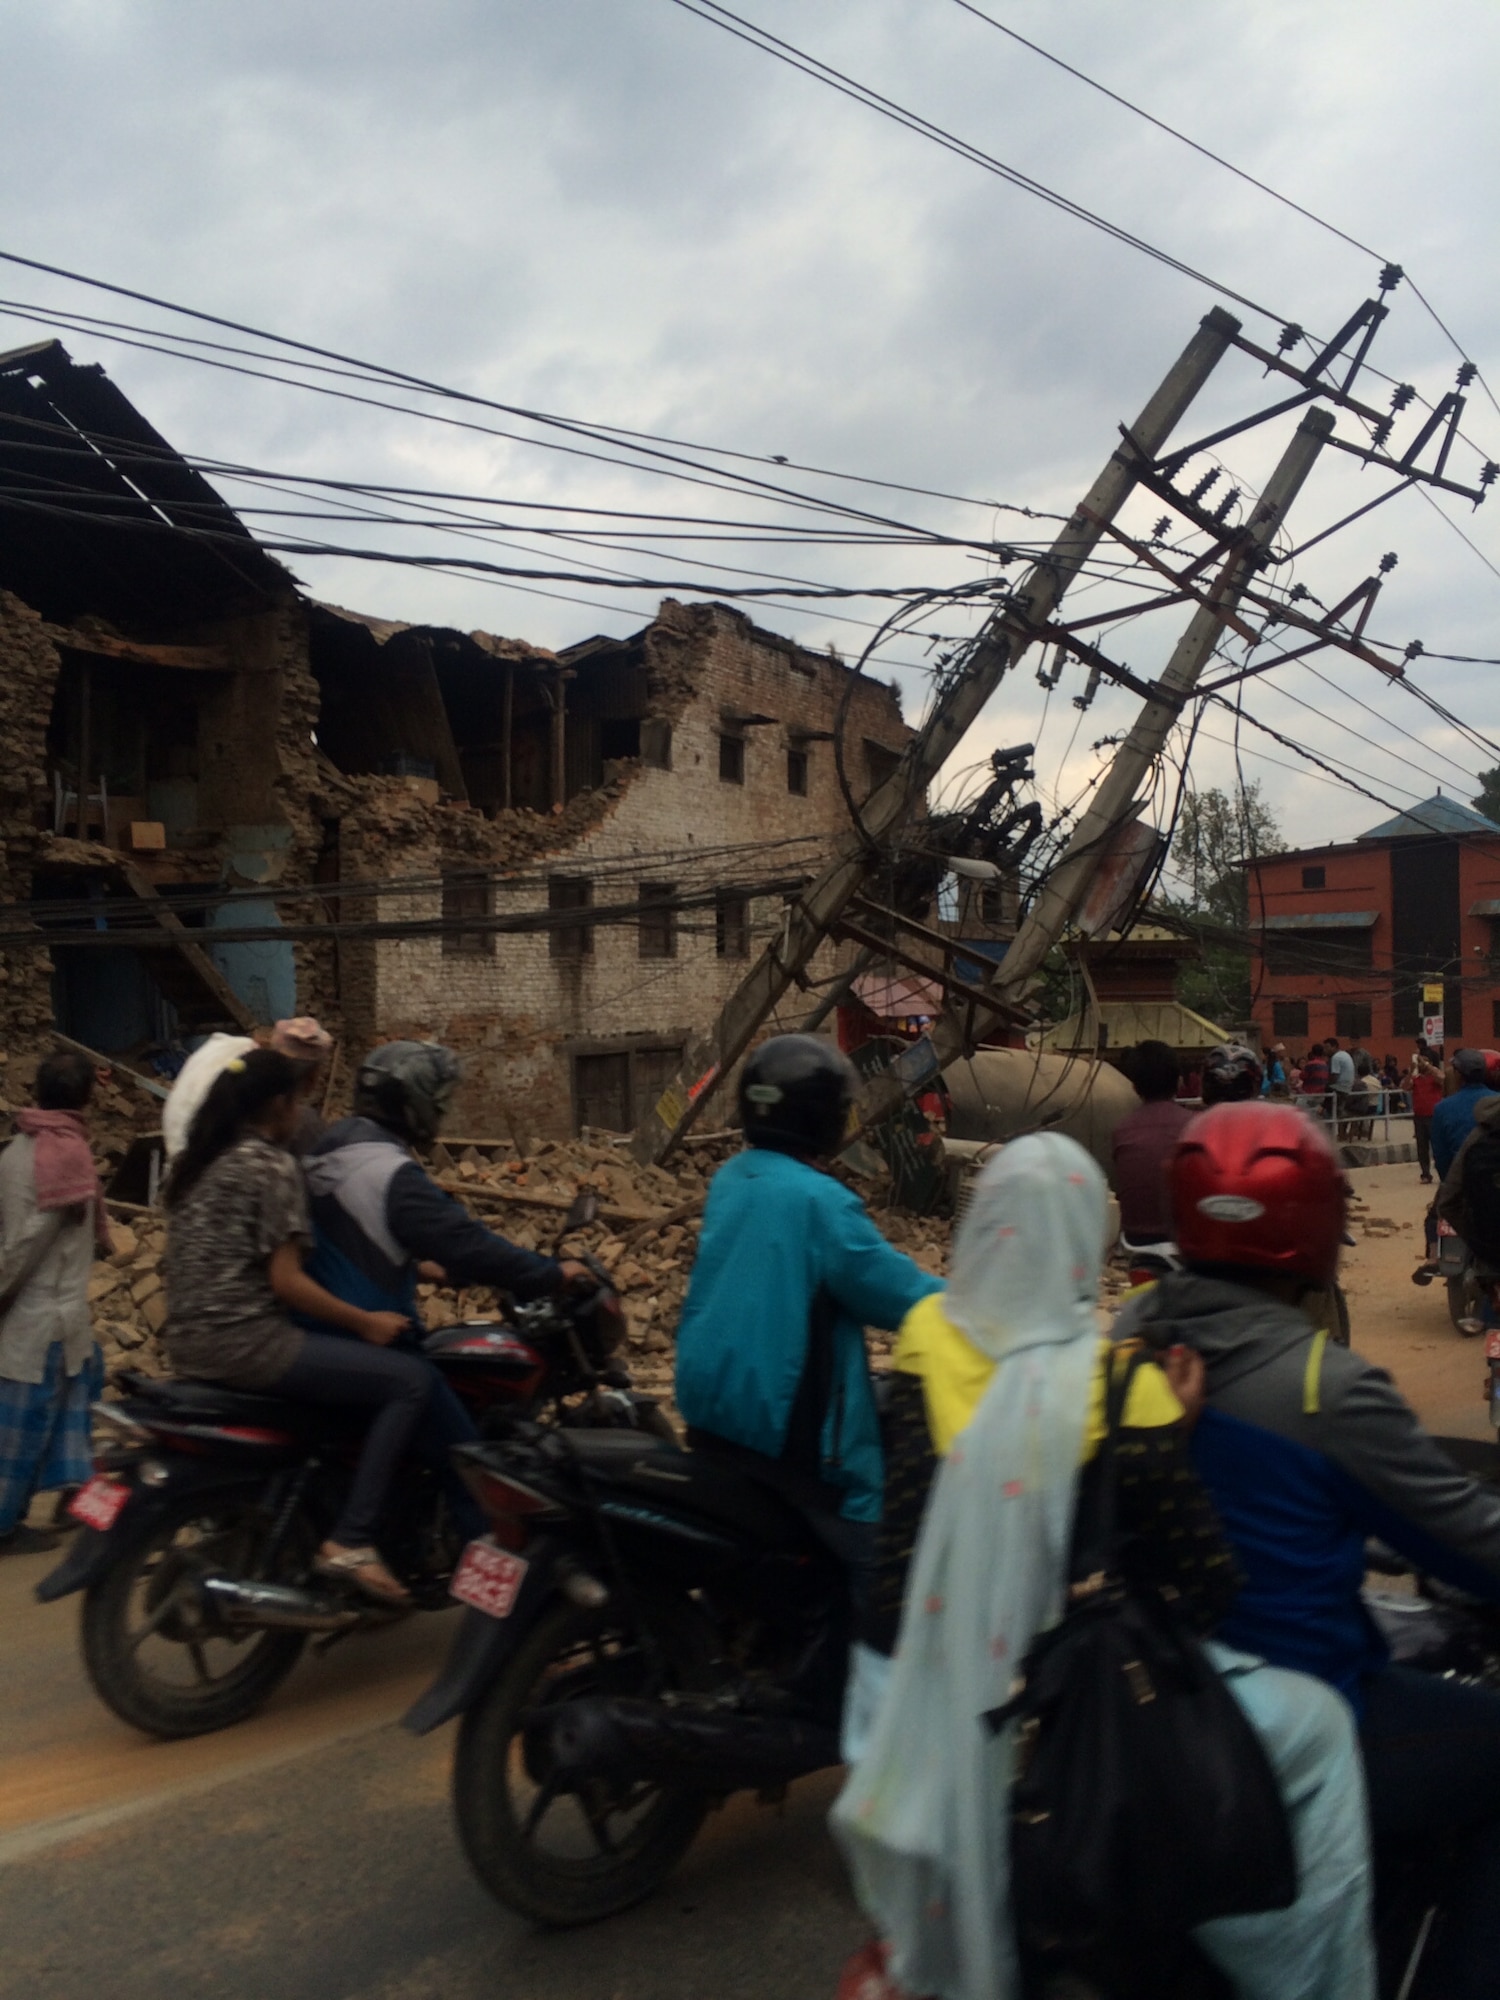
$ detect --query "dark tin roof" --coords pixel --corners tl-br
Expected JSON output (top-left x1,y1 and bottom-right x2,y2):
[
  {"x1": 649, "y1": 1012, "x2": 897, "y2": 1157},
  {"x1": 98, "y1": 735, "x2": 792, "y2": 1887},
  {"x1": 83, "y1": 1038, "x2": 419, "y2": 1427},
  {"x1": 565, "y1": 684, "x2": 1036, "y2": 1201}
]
[
  {"x1": 1358, "y1": 793, "x2": 1500, "y2": 842},
  {"x1": 0, "y1": 338, "x2": 291, "y2": 629}
]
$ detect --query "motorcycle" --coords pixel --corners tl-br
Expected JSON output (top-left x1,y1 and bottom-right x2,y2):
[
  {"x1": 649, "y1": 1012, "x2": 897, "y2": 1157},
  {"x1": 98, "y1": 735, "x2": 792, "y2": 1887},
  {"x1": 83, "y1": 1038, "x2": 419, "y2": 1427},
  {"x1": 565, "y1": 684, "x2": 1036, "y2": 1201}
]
[
  {"x1": 36, "y1": 1192, "x2": 670, "y2": 1741},
  {"x1": 403, "y1": 1419, "x2": 851, "y2": 1927},
  {"x1": 1412, "y1": 1216, "x2": 1493, "y2": 1335},
  {"x1": 413, "y1": 1411, "x2": 1500, "y2": 1995}
]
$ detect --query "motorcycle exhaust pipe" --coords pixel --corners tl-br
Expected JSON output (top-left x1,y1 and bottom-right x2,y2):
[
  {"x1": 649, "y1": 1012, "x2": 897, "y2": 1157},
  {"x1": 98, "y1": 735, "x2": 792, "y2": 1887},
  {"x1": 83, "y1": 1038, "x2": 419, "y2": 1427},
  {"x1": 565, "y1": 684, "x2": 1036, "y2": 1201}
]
[
  {"x1": 199, "y1": 1575, "x2": 366, "y2": 1632},
  {"x1": 537, "y1": 1696, "x2": 840, "y2": 1794}
]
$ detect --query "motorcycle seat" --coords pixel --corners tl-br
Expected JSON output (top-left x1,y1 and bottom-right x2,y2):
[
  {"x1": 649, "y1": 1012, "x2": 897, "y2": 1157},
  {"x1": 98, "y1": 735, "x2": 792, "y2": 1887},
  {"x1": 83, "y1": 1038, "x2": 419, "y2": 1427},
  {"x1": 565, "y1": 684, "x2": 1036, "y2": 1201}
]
[
  {"x1": 559, "y1": 1430, "x2": 819, "y2": 1549},
  {"x1": 116, "y1": 1372, "x2": 329, "y2": 1435}
]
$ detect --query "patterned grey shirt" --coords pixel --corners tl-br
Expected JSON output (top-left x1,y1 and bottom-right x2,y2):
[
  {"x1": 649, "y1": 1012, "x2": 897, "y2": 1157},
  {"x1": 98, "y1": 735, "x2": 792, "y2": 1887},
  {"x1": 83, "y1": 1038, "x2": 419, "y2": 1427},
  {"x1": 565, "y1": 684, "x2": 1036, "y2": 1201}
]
[{"x1": 164, "y1": 1135, "x2": 311, "y2": 1390}]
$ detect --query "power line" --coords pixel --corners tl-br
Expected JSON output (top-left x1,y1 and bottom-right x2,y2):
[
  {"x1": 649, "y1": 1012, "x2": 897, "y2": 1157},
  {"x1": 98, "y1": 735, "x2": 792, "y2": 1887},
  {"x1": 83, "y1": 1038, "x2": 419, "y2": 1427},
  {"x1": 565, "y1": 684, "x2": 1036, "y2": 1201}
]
[
  {"x1": 0, "y1": 487, "x2": 1010, "y2": 606},
  {"x1": 944, "y1": 0, "x2": 1500, "y2": 434},
  {"x1": 0, "y1": 286, "x2": 1053, "y2": 520},
  {"x1": 663, "y1": 0, "x2": 1289, "y2": 324},
  {"x1": 0, "y1": 259, "x2": 1041, "y2": 545}
]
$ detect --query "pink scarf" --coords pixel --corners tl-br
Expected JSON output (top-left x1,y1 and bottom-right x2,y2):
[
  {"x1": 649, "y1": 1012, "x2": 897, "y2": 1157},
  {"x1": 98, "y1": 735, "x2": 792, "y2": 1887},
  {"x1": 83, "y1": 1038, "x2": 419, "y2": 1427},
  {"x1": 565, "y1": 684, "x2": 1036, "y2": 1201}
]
[{"x1": 15, "y1": 1107, "x2": 111, "y2": 1247}]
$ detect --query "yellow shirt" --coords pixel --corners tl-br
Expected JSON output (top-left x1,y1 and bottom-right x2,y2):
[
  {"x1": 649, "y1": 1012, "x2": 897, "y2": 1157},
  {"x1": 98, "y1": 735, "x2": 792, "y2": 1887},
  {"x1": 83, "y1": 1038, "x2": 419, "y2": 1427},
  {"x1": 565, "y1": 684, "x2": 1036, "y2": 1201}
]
[{"x1": 890, "y1": 1291, "x2": 1183, "y2": 1460}]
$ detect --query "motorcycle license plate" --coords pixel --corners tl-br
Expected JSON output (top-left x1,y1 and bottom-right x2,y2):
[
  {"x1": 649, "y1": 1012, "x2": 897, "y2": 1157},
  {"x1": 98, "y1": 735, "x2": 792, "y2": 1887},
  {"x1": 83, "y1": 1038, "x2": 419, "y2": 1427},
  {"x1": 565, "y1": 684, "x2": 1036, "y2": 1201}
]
[
  {"x1": 1487, "y1": 1331, "x2": 1500, "y2": 1362},
  {"x1": 68, "y1": 1475, "x2": 130, "y2": 1532},
  {"x1": 450, "y1": 1538, "x2": 529, "y2": 1619}
]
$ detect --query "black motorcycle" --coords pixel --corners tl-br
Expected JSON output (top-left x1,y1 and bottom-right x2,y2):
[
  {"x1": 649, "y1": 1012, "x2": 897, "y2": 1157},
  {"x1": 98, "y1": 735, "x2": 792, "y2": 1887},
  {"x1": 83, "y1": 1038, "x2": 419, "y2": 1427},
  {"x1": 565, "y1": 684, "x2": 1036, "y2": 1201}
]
[
  {"x1": 404, "y1": 1420, "x2": 851, "y2": 1927},
  {"x1": 39, "y1": 1194, "x2": 671, "y2": 1741}
]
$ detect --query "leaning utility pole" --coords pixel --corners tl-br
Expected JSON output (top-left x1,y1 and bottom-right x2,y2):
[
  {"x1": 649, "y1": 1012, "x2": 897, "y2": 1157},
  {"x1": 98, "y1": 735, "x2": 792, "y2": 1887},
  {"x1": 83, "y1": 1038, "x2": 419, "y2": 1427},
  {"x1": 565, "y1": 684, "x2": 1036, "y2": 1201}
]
[
  {"x1": 631, "y1": 305, "x2": 1242, "y2": 1164},
  {"x1": 854, "y1": 403, "x2": 1335, "y2": 1134}
]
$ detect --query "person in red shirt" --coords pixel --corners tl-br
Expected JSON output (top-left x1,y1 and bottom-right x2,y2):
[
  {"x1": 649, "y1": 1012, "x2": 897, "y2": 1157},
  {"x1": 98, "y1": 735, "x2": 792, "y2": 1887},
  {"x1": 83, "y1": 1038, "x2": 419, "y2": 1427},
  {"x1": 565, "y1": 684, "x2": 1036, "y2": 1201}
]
[
  {"x1": 1300, "y1": 1043, "x2": 1330, "y2": 1098},
  {"x1": 1406, "y1": 1051, "x2": 1444, "y2": 1185},
  {"x1": 1111, "y1": 1039, "x2": 1194, "y2": 1247}
]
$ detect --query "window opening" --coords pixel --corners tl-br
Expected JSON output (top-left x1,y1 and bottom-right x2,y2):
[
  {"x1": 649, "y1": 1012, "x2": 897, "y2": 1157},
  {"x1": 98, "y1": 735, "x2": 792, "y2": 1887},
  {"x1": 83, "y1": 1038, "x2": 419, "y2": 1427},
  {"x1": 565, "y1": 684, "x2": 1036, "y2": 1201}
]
[
  {"x1": 549, "y1": 875, "x2": 593, "y2": 958},
  {"x1": 638, "y1": 881, "x2": 677, "y2": 959},
  {"x1": 716, "y1": 891, "x2": 750, "y2": 959},
  {"x1": 442, "y1": 872, "x2": 493, "y2": 956}
]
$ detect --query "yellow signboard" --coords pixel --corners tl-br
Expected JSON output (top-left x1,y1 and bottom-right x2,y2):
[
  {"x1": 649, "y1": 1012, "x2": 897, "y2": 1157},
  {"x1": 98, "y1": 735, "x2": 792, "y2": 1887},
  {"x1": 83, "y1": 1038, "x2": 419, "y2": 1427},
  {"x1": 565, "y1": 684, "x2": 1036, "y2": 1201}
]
[{"x1": 1423, "y1": 982, "x2": 1445, "y2": 1007}]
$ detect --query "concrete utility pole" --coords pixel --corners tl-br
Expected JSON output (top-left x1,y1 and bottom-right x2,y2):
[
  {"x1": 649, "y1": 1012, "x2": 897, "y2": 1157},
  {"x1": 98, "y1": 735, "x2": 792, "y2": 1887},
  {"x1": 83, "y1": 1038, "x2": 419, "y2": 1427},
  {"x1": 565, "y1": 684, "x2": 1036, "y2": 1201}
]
[
  {"x1": 631, "y1": 305, "x2": 1242, "y2": 1165},
  {"x1": 854, "y1": 403, "x2": 1335, "y2": 1133}
]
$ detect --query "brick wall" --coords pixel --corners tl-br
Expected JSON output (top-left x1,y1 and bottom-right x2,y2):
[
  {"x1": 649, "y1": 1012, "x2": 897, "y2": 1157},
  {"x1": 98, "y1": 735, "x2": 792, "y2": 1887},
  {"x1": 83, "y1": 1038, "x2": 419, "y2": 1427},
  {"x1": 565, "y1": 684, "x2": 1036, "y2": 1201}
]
[
  {"x1": 360, "y1": 602, "x2": 915, "y2": 1136},
  {"x1": 0, "y1": 592, "x2": 63, "y2": 1042}
]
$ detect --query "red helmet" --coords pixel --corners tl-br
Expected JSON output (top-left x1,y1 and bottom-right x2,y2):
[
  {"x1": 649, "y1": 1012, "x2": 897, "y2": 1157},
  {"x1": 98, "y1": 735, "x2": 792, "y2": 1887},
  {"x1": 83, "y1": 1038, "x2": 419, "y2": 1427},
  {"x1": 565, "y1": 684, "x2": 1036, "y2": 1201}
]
[{"x1": 1171, "y1": 1101, "x2": 1346, "y2": 1288}]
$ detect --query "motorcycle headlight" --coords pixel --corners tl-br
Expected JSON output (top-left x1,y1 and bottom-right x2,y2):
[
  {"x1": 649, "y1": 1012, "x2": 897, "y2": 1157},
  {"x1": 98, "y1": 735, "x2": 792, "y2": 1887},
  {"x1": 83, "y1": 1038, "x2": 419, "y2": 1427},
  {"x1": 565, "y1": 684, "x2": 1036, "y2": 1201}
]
[{"x1": 136, "y1": 1458, "x2": 171, "y2": 1489}]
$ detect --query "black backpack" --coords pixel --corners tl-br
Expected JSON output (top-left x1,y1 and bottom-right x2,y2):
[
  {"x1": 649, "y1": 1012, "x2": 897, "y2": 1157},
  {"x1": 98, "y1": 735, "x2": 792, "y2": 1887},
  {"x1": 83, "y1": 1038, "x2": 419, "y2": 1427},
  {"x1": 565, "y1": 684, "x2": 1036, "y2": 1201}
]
[
  {"x1": 988, "y1": 1352, "x2": 1297, "y2": 1958},
  {"x1": 1460, "y1": 1125, "x2": 1500, "y2": 1262}
]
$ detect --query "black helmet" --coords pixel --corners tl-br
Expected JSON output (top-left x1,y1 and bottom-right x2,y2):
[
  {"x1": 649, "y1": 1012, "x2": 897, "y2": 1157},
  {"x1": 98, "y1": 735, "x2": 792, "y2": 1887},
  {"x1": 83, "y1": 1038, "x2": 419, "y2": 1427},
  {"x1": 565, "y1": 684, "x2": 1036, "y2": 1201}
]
[
  {"x1": 1200, "y1": 1041, "x2": 1264, "y2": 1105},
  {"x1": 354, "y1": 1041, "x2": 461, "y2": 1145},
  {"x1": 1454, "y1": 1047, "x2": 1488, "y2": 1084},
  {"x1": 739, "y1": 1034, "x2": 857, "y2": 1158}
]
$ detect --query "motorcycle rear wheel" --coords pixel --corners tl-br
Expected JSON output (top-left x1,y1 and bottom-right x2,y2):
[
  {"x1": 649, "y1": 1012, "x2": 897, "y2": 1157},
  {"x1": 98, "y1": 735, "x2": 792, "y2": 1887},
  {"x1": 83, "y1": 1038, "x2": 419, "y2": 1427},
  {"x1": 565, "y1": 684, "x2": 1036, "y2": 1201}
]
[
  {"x1": 1448, "y1": 1273, "x2": 1482, "y2": 1332},
  {"x1": 81, "y1": 1485, "x2": 309, "y2": 1739},
  {"x1": 454, "y1": 1597, "x2": 712, "y2": 1926}
]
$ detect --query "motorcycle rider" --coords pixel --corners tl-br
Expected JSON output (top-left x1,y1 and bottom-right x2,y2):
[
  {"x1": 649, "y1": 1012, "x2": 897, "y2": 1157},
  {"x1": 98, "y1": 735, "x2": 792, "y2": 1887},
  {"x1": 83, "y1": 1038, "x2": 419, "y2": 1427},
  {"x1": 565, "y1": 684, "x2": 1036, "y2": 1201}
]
[
  {"x1": 674, "y1": 1034, "x2": 941, "y2": 1582},
  {"x1": 1420, "y1": 1047, "x2": 1499, "y2": 1267},
  {"x1": 1431, "y1": 1047, "x2": 1498, "y2": 1182},
  {"x1": 300, "y1": 1043, "x2": 590, "y2": 1533},
  {"x1": 1434, "y1": 1076, "x2": 1500, "y2": 1328},
  {"x1": 162, "y1": 1049, "x2": 428, "y2": 1605},
  {"x1": 1119, "y1": 1099, "x2": 1500, "y2": 2000}
]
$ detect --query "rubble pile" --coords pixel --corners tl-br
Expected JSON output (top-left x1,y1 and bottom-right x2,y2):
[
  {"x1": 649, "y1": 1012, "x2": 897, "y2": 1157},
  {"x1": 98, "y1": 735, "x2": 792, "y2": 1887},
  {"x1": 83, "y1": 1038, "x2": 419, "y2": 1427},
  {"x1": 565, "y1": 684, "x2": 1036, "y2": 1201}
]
[
  {"x1": 90, "y1": 1214, "x2": 171, "y2": 1376},
  {"x1": 86, "y1": 1130, "x2": 959, "y2": 1394}
]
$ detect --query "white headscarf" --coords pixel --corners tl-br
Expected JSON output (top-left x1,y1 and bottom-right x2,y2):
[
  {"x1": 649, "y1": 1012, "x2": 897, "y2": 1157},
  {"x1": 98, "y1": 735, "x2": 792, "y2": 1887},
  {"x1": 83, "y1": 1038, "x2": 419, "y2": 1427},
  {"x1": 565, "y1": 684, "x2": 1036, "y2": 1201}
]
[{"x1": 833, "y1": 1134, "x2": 1108, "y2": 2000}]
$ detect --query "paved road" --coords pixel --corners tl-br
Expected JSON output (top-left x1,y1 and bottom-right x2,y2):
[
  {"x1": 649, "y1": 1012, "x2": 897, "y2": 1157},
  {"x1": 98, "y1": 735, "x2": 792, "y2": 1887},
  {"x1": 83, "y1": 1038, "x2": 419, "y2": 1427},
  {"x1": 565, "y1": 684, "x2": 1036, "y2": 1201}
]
[{"x1": 0, "y1": 1540, "x2": 864, "y2": 2000}]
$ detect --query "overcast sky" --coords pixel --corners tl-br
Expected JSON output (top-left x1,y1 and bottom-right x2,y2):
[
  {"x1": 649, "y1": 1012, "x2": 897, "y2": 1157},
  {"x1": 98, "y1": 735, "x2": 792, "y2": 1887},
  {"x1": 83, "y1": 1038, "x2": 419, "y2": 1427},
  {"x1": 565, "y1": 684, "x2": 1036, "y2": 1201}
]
[{"x1": 3, "y1": 0, "x2": 1497, "y2": 864}]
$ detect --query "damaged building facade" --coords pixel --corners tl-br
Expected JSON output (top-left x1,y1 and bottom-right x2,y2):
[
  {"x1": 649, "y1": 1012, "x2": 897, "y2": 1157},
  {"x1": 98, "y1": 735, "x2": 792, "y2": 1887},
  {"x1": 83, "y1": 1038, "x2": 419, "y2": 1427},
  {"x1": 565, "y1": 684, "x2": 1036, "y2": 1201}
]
[{"x1": 0, "y1": 339, "x2": 915, "y2": 1136}]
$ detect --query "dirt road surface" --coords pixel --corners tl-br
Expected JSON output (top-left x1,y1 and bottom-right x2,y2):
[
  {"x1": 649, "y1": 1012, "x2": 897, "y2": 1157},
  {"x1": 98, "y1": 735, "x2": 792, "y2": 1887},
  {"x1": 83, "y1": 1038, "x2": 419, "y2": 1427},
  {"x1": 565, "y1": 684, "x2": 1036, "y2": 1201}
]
[{"x1": 0, "y1": 1158, "x2": 1486, "y2": 2000}]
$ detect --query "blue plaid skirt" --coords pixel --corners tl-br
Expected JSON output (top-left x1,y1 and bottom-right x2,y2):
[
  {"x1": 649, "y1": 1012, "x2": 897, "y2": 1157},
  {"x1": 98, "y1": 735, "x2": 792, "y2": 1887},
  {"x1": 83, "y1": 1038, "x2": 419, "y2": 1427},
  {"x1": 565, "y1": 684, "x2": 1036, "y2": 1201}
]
[{"x1": 0, "y1": 1342, "x2": 103, "y2": 1533}]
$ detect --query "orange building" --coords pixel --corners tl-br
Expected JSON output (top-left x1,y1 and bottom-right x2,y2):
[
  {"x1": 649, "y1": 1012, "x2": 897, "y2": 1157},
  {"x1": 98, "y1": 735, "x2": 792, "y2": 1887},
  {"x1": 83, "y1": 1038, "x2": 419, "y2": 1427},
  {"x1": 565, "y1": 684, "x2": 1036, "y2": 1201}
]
[{"x1": 1246, "y1": 794, "x2": 1500, "y2": 1061}]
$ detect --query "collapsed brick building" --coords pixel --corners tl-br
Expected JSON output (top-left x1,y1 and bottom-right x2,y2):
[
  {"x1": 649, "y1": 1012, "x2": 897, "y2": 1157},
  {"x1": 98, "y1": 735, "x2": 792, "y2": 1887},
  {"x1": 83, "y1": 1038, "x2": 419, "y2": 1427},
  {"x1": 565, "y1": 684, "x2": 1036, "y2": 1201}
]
[{"x1": 0, "y1": 339, "x2": 916, "y2": 1137}]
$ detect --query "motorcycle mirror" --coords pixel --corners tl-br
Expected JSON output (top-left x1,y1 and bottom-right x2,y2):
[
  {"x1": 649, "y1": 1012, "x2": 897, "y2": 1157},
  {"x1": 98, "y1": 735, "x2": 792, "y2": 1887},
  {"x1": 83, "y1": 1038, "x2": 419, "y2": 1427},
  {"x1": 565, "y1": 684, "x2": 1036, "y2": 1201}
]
[{"x1": 561, "y1": 1188, "x2": 599, "y2": 1234}]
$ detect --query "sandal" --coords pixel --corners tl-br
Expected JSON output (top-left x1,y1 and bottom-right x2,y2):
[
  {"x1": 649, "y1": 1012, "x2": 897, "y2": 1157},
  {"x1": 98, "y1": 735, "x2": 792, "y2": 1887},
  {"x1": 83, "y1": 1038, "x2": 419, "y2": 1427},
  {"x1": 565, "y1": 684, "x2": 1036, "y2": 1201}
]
[{"x1": 314, "y1": 1542, "x2": 412, "y2": 1607}]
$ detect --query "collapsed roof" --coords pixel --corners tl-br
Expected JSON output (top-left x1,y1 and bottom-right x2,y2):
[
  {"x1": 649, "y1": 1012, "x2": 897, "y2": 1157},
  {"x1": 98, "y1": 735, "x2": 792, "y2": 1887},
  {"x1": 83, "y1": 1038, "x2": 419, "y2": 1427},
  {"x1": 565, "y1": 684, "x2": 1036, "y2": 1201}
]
[{"x1": 0, "y1": 338, "x2": 290, "y2": 629}]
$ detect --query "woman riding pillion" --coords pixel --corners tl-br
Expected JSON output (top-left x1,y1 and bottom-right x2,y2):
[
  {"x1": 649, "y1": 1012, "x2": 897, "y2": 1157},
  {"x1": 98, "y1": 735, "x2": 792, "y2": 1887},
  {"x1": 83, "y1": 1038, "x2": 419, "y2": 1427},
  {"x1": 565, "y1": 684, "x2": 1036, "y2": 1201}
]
[
  {"x1": 163, "y1": 1050, "x2": 432, "y2": 1605},
  {"x1": 834, "y1": 1135, "x2": 1374, "y2": 2000}
]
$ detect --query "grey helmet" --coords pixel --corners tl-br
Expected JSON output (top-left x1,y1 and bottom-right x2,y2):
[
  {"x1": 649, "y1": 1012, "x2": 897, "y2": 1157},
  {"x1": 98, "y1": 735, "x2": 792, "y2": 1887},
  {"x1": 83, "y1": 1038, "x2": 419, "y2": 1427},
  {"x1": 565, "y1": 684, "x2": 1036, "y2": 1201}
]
[{"x1": 354, "y1": 1041, "x2": 461, "y2": 1145}]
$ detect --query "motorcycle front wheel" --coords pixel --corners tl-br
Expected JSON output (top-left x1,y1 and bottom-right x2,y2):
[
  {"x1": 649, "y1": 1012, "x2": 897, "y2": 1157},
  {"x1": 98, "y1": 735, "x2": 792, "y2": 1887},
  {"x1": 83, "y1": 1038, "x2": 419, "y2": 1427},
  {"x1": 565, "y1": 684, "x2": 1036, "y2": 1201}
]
[
  {"x1": 454, "y1": 1596, "x2": 712, "y2": 1927},
  {"x1": 81, "y1": 1484, "x2": 309, "y2": 1739}
]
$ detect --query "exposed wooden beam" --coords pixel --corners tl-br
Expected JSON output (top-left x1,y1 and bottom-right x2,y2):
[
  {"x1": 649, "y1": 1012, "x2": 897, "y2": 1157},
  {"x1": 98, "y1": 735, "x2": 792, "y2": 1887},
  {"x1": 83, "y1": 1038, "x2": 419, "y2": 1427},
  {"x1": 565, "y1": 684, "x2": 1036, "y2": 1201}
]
[
  {"x1": 118, "y1": 861, "x2": 259, "y2": 1033},
  {"x1": 49, "y1": 629, "x2": 234, "y2": 672}
]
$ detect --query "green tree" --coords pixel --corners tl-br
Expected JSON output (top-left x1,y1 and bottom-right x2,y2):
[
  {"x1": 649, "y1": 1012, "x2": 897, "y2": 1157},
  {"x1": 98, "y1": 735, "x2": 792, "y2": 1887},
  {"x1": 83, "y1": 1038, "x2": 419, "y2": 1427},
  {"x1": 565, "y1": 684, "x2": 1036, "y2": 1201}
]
[
  {"x1": 1160, "y1": 782, "x2": 1285, "y2": 1025},
  {"x1": 1473, "y1": 769, "x2": 1500, "y2": 826}
]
